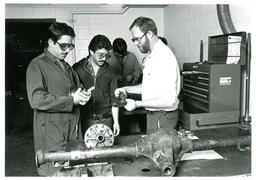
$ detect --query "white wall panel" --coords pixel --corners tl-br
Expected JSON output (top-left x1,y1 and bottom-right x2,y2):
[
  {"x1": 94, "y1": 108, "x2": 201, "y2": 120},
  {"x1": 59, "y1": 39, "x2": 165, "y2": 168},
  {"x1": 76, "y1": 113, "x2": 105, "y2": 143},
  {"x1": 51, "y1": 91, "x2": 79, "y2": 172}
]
[
  {"x1": 6, "y1": 4, "x2": 163, "y2": 66},
  {"x1": 164, "y1": 4, "x2": 252, "y2": 68},
  {"x1": 72, "y1": 7, "x2": 164, "y2": 64}
]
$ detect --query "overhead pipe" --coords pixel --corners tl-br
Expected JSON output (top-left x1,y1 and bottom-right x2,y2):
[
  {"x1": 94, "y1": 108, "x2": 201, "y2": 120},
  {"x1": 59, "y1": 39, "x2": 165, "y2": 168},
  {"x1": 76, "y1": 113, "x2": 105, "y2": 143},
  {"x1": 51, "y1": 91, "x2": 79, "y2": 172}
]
[
  {"x1": 69, "y1": 5, "x2": 130, "y2": 61},
  {"x1": 216, "y1": 4, "x2": 236, "y2": 34}
]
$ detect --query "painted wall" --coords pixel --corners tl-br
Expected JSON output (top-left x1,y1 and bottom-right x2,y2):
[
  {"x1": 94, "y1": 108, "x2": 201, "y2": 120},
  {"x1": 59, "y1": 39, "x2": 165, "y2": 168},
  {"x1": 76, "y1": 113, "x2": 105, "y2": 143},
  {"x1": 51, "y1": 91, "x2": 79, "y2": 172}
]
[
  {"x1": 5, "y1": 4, "x2": 164, "y2": 65},
  {"x1": 163, "y1": 4, "x2": 252, "y2": 69},
  {"x1": 163, "y1": 4, "x2": 254, "y2": 122},
  {"x1": 72, "y1": 7, "x2": 164, "y2": 63}
]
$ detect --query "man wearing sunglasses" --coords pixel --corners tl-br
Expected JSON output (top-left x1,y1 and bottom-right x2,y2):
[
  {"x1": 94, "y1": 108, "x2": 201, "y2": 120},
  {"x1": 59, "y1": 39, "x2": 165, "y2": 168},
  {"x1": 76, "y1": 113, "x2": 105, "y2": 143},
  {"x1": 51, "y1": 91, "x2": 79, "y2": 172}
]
[
  {"x1": 115, "y1": 17, "x2": 181, "y2": 134},
  {"x1": 73, "y1": 34, "x2": 120, "y2": 138},
  {"x1": 26, "y1": 22, "x2": 91, "y2": 176},
  {"x1": 107, "y1": 38, "x2": 142, "y2": 87}
]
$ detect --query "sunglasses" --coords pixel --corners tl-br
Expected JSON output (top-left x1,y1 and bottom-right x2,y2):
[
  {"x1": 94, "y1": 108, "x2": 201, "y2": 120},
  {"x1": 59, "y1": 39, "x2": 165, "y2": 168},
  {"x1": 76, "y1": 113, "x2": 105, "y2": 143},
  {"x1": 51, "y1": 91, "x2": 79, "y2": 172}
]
[
  {"x1": 56, "y1": 42, "x2": 75, "y2": 51},
  {"x1": 131, "y1": 32, "x2": 147, "y2": 44}
]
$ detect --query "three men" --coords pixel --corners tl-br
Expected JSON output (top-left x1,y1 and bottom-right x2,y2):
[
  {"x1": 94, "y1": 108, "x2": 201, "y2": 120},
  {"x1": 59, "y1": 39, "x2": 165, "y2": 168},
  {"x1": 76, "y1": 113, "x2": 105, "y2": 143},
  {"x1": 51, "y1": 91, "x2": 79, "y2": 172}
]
[{"x1": 26, "y1": 17, "x2": 180, "y2": 176}]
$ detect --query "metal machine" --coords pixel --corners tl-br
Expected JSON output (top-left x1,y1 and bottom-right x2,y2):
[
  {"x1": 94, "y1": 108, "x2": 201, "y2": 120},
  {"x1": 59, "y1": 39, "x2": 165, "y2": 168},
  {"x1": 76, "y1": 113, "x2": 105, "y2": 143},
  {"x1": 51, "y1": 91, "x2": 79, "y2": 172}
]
[
  {"x1": 35, "y1": 127, "x2": 250, "y2": 177},
  {"x1": 180, "y1": 32, "x2": 248, "y2": 130}
]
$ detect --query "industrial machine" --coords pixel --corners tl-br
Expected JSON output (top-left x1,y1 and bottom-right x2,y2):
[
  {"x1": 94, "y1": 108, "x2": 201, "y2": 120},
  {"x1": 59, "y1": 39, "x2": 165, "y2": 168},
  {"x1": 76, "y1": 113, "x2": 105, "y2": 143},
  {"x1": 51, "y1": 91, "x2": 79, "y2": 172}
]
[{"x1": 180, "y1": 32, "x2": 247, "y2": 130}]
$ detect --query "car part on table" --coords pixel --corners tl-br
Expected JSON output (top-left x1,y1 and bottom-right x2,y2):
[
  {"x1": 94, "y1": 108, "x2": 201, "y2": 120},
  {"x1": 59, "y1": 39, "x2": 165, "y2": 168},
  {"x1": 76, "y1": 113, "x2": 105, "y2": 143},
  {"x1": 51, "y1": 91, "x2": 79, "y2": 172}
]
[{"x1": 36, "y1": 128, "x2": 250, "y2": 176}]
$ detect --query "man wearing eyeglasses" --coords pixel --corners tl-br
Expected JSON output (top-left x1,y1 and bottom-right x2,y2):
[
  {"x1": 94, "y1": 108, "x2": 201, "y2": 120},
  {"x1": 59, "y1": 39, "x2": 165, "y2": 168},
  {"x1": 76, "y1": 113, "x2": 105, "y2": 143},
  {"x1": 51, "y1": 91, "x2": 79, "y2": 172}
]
[
  {"x1": 73, "y1": 34, "x2": 120, "y2": 138},
  {"x1": 115, "y1": 17, "x2": 181, "y2": 134},
  {"x1": 26, "y1": 22, "x2": 91, "y2": 176}
]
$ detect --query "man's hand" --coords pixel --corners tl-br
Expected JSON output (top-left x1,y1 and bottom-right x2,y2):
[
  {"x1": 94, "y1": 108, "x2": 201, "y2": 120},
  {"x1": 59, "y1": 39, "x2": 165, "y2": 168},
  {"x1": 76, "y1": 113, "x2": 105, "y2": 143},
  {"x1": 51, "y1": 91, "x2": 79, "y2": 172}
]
[
  {"x1": 125, "y1": 74, "x2": 133, "y2": 82},
  {"x1": 124, "y1": 99, "x2": 136, "y2": 111},
  {"x1": 114, "y1": 88, "x2": 127, "y2": 98},
  {"x1": 113, "y1": 122, "x2": 120, "y2": 136},
  {"x1": 71, "y1": 87, "x2": 92, "y2": 105},
  {"x1": 79, "y1": 86, "x2": 95, "y2": 105},
  {"x1": 87, "y1": 86, "x2": 95, "y2": 93}
]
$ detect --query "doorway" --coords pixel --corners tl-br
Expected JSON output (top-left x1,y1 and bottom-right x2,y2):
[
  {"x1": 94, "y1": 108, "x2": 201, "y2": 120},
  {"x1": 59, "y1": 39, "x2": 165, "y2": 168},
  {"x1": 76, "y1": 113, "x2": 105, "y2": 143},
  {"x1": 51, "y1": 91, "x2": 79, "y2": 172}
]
[{"x1": 5, "y1": 18, "x2": 55, "y2": 134}]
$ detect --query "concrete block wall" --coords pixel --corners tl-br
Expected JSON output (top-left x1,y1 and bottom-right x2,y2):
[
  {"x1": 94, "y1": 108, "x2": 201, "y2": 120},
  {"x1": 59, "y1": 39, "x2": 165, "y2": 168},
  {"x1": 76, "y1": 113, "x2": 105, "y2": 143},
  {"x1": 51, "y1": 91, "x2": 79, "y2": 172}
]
[
  {"x1": 72, "y1": 7, "x2": 164, "y2": 63},
  {"x1": 164, "y1": 4, "x2": 252, "y2": 69},
  {"x1": 163, "y1": 4, "x2": 254, "y2": 121},
  {"x1": 5, "y1": 4, "x2": 164, "y2": 65}
]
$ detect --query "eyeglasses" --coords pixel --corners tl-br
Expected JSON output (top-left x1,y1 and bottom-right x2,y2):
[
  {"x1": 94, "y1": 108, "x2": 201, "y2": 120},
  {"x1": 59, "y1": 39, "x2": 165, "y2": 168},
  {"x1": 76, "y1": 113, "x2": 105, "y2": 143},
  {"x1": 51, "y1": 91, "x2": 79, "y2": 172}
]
[
  {"x1": 96, "y1": 52, "x2": 110, "y2": 59},
  {"x1": 131, "y1": 32, "x2": 147, "y2": 44},
  {"x1": 56, "y1": 42, "x2": 75, "y2": 51}
]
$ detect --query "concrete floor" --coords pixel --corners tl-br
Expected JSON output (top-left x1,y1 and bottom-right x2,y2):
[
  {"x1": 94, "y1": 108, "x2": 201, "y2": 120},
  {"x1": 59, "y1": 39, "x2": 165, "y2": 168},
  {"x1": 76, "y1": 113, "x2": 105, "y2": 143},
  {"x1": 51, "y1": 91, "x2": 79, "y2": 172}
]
[{"x1": 5, "y1": 129, "x2": 37, "y2": 176}]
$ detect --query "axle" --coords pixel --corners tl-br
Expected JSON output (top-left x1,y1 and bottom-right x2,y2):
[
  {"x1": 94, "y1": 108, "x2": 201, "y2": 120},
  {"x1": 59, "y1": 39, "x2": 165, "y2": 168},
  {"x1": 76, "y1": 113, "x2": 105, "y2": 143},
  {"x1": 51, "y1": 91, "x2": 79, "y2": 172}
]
[{"x1": 35, "y1": 129, "x2": 251, "y2": 176}]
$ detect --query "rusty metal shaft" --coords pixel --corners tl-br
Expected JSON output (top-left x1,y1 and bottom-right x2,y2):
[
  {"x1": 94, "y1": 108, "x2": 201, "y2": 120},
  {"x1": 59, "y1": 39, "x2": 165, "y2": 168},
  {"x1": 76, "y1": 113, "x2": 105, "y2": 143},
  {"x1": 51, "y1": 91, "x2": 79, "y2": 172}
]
[
  {"x1": 192, "y1": 136, "x2": 251, "y2": 151},
  {"x1": 36, "y1": 145, "x2": 137, "y2": 167}
]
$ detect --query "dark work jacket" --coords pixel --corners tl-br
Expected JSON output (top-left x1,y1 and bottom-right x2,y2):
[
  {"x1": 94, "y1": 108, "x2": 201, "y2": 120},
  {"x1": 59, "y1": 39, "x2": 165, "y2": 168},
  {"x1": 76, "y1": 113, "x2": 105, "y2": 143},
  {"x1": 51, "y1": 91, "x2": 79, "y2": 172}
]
[
  {"x1": 72, "y1": 57, "x2": 118, "y2": 117},
  {"x1": 26, "y1": 49, "x2": 82, "y2": 176}
]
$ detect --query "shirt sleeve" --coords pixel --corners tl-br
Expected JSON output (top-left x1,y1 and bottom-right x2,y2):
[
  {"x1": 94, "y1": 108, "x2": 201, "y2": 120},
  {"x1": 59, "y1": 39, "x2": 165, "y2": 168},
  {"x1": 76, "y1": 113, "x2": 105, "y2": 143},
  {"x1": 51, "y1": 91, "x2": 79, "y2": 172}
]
[{"x1": 26, "y1": 61, "x2": 74, "y2": 113}]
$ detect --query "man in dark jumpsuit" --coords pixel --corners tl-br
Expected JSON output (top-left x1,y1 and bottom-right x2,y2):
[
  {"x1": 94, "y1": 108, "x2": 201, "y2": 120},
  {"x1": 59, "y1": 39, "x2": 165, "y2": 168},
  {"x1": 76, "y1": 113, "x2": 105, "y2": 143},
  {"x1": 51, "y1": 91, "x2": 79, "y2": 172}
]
[
  {"x1": 73, "y1": 34, "x2": 120, "y2": 137},
  {"x1": 26, "y1": 22, "x2": 91, "y2": 176},
  {"x1": 107, "y1": 38, "x2": 142, "y2": 87}
]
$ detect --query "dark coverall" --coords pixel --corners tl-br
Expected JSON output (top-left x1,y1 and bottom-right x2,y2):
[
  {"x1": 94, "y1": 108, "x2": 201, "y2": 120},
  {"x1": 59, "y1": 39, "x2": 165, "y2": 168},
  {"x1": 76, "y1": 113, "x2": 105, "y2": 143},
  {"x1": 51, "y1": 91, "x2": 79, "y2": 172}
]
[{"x1": 26, "y1": 49, "x2": 82, "y2": 176}]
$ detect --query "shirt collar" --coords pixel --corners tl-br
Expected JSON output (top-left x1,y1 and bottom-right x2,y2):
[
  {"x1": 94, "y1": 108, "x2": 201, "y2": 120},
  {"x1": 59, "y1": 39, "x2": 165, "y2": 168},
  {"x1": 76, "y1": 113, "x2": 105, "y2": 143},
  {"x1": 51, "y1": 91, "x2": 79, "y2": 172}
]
[{"x1": 149, "y1": 39, "x2": 163, "y2": 57}]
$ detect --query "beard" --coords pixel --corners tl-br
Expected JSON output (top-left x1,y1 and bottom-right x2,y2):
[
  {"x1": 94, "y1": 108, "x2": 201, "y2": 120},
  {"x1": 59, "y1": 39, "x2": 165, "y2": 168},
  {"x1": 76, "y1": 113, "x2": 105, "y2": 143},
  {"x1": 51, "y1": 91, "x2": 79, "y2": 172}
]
[{"x1": 138, "y1": 38, "x2": 150, "y2": 54}]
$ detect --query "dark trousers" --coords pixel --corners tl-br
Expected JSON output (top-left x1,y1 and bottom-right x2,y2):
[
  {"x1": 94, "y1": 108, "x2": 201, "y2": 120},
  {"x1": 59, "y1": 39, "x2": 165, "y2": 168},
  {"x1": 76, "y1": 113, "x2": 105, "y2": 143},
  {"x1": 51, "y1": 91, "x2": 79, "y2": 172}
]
[{"x1": 146, "y1": 110, "x2": 178, "y2": 134}]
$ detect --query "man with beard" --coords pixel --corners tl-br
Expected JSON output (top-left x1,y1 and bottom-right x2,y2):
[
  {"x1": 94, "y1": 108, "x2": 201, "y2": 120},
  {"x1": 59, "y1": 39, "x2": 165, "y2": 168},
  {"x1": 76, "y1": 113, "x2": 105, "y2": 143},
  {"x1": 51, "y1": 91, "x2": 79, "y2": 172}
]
[
  {"x1": 26, "y1": 22, "x2": 91, "y2": 176},
  {"x1": 115, "y1": 17, "x2": 181, "y2": 134},
  {"x1": 73, "y1": 34, "x2": 120, "y2": 137}
]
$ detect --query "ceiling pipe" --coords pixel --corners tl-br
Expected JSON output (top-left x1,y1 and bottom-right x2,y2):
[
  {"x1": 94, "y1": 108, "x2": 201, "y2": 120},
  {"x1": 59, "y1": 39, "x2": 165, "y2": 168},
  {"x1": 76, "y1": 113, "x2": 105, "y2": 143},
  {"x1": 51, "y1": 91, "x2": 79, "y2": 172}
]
[
  {"x1": 216, "y1": 4, "x2": 236, "y2": 34},
  {"x1": 69, "y1": 5, "x2": 130, "y2": 62}
]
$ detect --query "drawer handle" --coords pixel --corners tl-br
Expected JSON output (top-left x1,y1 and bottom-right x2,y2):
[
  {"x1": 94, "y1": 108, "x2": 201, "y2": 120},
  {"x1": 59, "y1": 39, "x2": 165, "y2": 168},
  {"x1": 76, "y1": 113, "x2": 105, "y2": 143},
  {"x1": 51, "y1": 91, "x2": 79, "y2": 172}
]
[{"x1": 196, "y1": 120, "x2": 238, "y2": 127}]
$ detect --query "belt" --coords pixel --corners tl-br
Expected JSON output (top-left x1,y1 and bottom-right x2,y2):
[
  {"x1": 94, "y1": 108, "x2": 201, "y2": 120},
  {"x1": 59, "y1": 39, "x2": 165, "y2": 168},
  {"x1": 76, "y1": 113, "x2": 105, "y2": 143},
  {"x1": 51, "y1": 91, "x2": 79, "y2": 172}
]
[
  {"x1": 146, "y1": 109, "x2": 178, "y2": 114},
  {"x1": 88, "y1": 113, "x2": 112, "y2": 121}
]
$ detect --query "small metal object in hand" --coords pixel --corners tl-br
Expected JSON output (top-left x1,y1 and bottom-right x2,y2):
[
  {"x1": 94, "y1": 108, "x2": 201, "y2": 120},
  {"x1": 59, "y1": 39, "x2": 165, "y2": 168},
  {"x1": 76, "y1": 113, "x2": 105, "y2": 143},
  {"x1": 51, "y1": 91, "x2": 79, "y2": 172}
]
[{"x1": 113, "y1": 91, "x2": 127, "y2": 107}]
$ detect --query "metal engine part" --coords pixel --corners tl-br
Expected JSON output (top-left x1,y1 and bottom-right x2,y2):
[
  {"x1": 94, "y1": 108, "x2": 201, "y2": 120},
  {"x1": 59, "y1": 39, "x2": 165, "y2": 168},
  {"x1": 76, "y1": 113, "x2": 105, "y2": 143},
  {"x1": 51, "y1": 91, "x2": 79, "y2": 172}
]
[
  {"x1": 112, "y1": 91, "x2": 127, "y2": 107},
  {"x1": 36, "y1": 128, "x2": 251, "y2": 176},
  {"x1": 84, "y1": 124, "x2": 114, "y2": 148}
]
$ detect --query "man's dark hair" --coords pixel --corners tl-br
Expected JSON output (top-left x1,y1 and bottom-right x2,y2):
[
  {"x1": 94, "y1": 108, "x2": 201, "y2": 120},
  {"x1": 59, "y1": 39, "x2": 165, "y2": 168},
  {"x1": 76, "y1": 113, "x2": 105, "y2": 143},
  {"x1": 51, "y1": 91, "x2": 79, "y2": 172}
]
[
  {"x1": 112, "y1": 38, "x2": 127, "y2": 56},
  {"x1": 88, "y1": 34, "x2": 112, "y2": 55},
  {"x1": 47, "y1": 22, "x2": 75, "y2": 43},
  {"x1": 129, "y1": 16, "x2": 158, "y2": 35}
]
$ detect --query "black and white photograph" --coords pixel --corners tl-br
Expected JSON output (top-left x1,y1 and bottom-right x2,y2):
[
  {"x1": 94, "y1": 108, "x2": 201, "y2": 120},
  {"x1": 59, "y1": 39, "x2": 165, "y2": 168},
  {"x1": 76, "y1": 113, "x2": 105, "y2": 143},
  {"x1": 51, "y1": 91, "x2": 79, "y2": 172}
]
[{"x1": 2, "y1": 0, "x2": 255, "y2": 178}]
